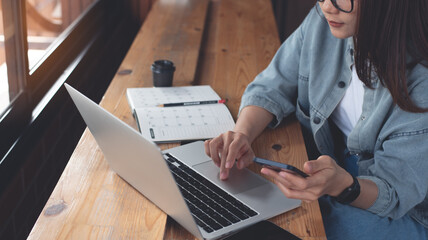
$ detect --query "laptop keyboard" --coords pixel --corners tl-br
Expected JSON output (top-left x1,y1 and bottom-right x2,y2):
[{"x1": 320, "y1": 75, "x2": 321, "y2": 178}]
[{"x1": 164, "y1": 153, "x2": 259, "y2": 233}]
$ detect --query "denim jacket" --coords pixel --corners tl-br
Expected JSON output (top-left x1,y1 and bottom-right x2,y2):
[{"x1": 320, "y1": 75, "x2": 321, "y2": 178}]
[{"x1": 240, "y1": 6, "x2": 428, "y2": 227}]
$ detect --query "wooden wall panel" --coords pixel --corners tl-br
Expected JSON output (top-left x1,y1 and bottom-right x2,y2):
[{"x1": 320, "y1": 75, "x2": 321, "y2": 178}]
[
  {"x1": 127, "y1": 0, "x2": 156, "y2": 24},
  {"x1": 271, "y1": 0, "x2": 316, "y2": 42}
]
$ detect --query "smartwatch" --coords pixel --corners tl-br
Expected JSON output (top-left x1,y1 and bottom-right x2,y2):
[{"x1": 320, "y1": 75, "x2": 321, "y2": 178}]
[{"x1": 334, "y1": 176, "x2": 360, "y2": 204}]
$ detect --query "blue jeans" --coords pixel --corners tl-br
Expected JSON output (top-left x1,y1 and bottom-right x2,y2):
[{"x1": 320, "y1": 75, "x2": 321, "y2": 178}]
[
  {"x1": 320, "y1": 149, "x2": 428, "y2": 239},
  {"x1": 320, "y1": 196, "x2": 428, "y2": 240}
]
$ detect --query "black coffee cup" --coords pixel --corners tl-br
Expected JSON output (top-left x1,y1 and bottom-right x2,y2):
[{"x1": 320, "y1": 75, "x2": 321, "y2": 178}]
[{"x1": 151, "y1": 60, "x2": 175, "y2": 87}]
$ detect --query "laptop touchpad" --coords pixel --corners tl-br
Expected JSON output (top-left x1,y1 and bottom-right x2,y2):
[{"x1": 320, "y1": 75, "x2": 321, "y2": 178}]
[{"x1": 193, "y1": 161, "x2": 268, "y2": 195}]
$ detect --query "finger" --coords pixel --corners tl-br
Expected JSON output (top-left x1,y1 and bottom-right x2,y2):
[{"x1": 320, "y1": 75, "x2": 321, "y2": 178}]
[
  {"x1": 278, "y1": 171, "x2": 311, "y2": 190},
  {"x1": 219, "y1": 158, "x2": 230, "y2": 180},
  {"x1": 225, "y1": 140, "x2": 247, "y2": 169},
  {"x1": 209, "y1": 137, "x2": 223, "y2": 168},
  {"x1": 260, "y1": 167, "x2": 280, "y2": 178},
  {"x1": 221, "y1": 132, "x2": 234, "y2": 169},
  {"x1": 261, "y1": 168, "x2": 327, "y2": 200},
  {"x1": 236, "y1": 148, "x2": 254, "y2": 169},
  {"x1": 304, "y1": 155, "x2": 334, "y2": 174},
  {"x1": 278, "y1": 171, "x2": 328, "y2": 198},
  {"x1": 204, "y1": 140, "x2": 211, "y2": 157},
  {"x1": 279, "y1": 169, "x2": 331, "y2": 194},
  {"x1": 260, "y1": 168, "x2": 296, "y2": 188},
  {"x1": 275, "y1": 182, "x2": 320, "y2": 202},
  {"x1": 216, "y1": 133, "x2": 234, "y2": 180},
  {"x1": 262, "y1": 168, "x2": 310, "y2": 191}
]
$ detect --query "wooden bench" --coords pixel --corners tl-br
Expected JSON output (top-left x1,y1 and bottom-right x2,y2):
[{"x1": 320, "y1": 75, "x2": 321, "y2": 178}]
[{"x1": 28, "y1": 0, "x2": 326, "y2": 239}]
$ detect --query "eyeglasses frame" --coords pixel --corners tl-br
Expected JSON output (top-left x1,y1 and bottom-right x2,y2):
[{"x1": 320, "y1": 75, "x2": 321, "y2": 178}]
[{"x1": 318, "y1": 0, "x2": 354, "y2": 13}]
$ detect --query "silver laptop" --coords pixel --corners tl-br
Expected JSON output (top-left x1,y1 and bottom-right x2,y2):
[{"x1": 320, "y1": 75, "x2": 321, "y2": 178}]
[{"x1": 65, "y1": 83, "x2": 300, "y2": 240}]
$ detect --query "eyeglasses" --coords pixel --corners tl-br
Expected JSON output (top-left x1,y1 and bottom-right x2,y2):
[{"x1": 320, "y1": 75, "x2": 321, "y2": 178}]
[{"x1": 318, "y1": 0, "x2": 354, "y2": 13}]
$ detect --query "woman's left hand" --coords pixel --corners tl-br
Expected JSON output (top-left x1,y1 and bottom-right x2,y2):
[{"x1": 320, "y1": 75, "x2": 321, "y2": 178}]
[{"x1": 261, "y1": 155, "x2": 353, "y2": 202}]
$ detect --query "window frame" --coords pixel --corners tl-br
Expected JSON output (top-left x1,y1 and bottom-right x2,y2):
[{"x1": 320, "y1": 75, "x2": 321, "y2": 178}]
[
  {"x1": 2, "y1": 0, "x2": 28, "y2": 101},
  {"x1": 0, "y1": 0, "x2": 105, "y2": 161}
]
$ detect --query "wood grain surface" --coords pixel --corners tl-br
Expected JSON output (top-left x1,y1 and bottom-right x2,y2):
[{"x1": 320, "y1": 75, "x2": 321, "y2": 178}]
[
  {"x1": 165, "y1": 1, "x2": 326, "y2": 239},
  {"x1": 28, "y1": 0, "x2": 326, "y2": 239}
]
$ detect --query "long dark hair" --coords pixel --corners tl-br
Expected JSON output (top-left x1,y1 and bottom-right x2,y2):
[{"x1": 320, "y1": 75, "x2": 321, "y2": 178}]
[{"x1": 354, "y1": 0, "x2": 428, "y2": 112}]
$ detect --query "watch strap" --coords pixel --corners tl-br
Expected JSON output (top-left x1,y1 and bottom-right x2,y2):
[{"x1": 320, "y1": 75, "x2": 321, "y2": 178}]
[{"x1": 334, "y1": 176, "x2": 360, "y2": 204}]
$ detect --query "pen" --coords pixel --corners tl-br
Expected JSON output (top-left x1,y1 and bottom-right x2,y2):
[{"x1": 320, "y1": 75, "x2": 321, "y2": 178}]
[{"x1": 157, "y1": 99, "x2": 227, "y2": 107}]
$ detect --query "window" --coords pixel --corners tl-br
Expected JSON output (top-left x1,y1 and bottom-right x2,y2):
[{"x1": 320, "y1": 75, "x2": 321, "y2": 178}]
[
  {"x1": 26, "y1": 0, "x2": 97, "y2": 70},
  {"x1": 0, "y1": 0, "x2": 104, "y2": 160},
  {"x1": 0, "y1": 5, "x2": 10, "y2": 114},
  {"x1": 0, "y1": 0, "x2": 25, "y2": 118}
]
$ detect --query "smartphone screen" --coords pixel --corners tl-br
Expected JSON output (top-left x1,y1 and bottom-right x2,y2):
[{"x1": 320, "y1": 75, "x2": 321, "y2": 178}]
[
  {"x1": 253, "y1": 157, "x2": 309, "y2": 178},
  {"x1": 224, "y1": 220, "x2": 301, "y2": 240}
]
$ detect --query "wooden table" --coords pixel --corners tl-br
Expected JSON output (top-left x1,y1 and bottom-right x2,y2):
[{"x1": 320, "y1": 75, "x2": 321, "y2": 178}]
[{"x1": 28, "y1": 0, "x2": 326, "y2": 239}]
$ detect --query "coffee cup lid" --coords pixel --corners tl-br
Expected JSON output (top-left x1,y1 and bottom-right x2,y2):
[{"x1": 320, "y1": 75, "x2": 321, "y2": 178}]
[{"x1": 151, "y1": 60, "x2": 175, "y2": 71}]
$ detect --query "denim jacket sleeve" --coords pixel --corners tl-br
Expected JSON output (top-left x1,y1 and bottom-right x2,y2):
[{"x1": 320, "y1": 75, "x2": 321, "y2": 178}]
[
  {"x1": 356, "y1": 64, "x2": 428, "y2": 220},
  {"x1": 239, "y1": 7, "x2": 317, "y2": 128}
]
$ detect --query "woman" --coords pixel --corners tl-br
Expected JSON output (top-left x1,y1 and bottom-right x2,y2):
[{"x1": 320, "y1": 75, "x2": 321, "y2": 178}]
[{"x1": 205, "y1": 0, "x2": 428, "y2": 239}]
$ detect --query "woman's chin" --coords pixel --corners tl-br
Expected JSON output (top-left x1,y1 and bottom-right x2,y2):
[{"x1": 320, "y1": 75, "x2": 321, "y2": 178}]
[{"x1": 329, "y1": 28, "x2": 354, "y2": 39}]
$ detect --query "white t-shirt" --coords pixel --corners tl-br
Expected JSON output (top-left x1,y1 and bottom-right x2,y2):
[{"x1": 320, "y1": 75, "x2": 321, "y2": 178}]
[{"x1": 331, "y1": 66, "x2": 364, "y2": 137}]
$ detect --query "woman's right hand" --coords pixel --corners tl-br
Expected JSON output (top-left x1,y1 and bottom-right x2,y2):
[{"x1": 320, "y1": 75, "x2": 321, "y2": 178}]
[
  {"x1": 204, "y1": 131, "x2": 255, "y2": 180},
  {"x1": 205, "y1": 105, "x2": 275, "y2": 180}
]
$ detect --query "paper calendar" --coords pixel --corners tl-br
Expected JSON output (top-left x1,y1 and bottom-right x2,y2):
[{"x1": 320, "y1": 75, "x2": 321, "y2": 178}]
[{"x1": 126, "y1": 86, "x2": 235, "y2": 142}]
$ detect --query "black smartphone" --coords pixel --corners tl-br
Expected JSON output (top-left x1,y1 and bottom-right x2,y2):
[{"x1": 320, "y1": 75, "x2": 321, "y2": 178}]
[
  {"x1": 253, "y1": 157, "x2": 309, "y2": 178},
  {"x1": 224, "y1": 220, "x2": 301, "y2": 240}
]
